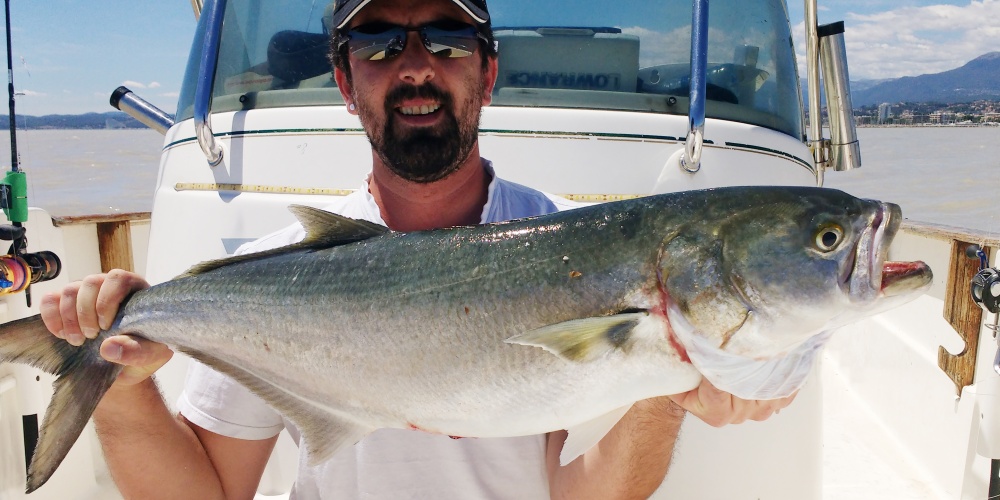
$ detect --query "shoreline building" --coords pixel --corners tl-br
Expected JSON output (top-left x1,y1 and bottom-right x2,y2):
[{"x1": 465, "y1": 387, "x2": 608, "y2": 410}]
[{"x1": 877, "y1": 103, "x2": 892, "y2": 124}]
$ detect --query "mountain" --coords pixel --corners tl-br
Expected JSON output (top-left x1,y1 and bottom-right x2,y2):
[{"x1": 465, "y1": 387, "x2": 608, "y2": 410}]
[
  {"x1": 0, "y1": 111, "x2": 157, "y2": 130},
  {"x1": 850, "y1": 52, "x2": 1000, "y2": 106}
]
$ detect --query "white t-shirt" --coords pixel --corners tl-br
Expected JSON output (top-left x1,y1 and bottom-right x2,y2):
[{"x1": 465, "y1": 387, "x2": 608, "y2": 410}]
[{"x1": 177, "y1": 163, "x2": 584, "y2": 499}]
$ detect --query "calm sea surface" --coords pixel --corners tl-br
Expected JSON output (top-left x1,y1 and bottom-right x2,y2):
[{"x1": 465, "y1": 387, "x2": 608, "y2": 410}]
[{"x1": 0, "y1": 127, "x2": 997, "y2": 231}]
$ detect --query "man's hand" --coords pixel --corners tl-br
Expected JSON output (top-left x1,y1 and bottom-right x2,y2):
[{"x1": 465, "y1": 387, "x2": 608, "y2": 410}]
[
  {"x1": 40, "y1": 269, "x2": 173, "y2": 386},
  {"x1": 670, "y1": 379, "x2": 796, "y2": 427}
]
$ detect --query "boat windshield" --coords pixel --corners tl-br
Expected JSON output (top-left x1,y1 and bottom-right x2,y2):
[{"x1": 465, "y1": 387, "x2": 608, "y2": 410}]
[{"x1": 177, "y1": 0, "x2": 803, "y2": 139}]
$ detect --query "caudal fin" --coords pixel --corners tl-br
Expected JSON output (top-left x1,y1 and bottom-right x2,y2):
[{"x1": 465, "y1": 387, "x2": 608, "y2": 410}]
[{"x1": 0, "y1": 314, "x2": 122, "y2": 492}]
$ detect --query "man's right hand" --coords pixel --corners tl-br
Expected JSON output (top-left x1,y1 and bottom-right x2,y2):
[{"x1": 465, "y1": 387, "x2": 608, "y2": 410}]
[{"x1": 39, "y1": 269, "x2": 174, "y2": 386}]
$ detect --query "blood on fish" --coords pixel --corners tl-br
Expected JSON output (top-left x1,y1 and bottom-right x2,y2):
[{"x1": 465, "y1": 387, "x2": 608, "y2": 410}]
[{"x1": 656, "y1": 279, "x2": 691, "y2": 364}]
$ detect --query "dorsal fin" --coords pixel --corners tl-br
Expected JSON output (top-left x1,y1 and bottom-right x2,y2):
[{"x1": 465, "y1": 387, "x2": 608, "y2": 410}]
[
  {"x1": 177, "y1": 205, "x2": 389, "y2": 278},
  {"x1": 288, "y1": 204, "x2": 388, "y2": 247}
]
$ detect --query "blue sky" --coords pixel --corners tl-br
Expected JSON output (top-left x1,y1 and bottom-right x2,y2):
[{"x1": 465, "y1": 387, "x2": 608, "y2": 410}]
[{"x1": 2, "y1": 0, "x2": 997, "y2": 116}]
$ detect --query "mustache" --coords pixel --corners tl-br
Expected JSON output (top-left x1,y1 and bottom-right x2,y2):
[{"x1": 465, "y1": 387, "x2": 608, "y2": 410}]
[{"x1": 385, "y1": 83, "x2": 453, "y2": 109}]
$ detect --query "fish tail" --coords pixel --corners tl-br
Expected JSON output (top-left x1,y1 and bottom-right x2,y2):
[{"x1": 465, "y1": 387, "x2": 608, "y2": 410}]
[{"x1": 0, "y1": 314, "x2": 121, "y2": 492}]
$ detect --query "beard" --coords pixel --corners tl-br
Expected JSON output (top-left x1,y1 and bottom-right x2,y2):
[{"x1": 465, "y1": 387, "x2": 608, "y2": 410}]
[{"x1": 357, "y1": 81, "x2": 483, "y2": 183}]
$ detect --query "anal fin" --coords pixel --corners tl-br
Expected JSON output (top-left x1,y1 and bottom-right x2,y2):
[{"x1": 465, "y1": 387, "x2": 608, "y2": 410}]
[
  {"x1": 559, "y1": 404, "x2": 633, "y2": 466},
  {"x1": 184, "y1": 350, "x2": 373, "y2": 465}
]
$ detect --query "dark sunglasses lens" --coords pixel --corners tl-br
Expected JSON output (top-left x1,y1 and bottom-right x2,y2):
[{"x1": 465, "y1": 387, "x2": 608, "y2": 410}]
[
  {"x1": 421, "y1": 26, "x2": 480, "y2": 58},
  {"x1": 345, "y1": 24, "x2": 480, "y2": 61},
  {"x1": 347, "y1": 28, "x2": 407, "y2": 61}
]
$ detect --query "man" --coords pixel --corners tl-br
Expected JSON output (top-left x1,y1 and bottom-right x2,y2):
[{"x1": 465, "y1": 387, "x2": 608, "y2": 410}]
[{"x1": 41, "y1": 0, "x2": 793, "y2": 498}]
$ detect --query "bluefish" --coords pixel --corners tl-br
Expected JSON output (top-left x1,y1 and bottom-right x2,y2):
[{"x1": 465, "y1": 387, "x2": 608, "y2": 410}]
[{"x1": 0, "y1": 186, "x2": 932, "y2": 492}]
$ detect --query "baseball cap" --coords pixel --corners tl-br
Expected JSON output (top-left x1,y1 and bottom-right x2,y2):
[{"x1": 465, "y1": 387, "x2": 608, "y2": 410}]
[{"x1": 330, "y1": 0, "x2": 490, "y2": 30}]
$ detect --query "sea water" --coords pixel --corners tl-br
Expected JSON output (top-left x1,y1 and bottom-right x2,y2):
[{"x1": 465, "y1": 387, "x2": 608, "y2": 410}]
[
  {"x1": 0, "y1": 126, "x2": 997, "y2": 232},
  {"x1": 824, "y1": 126, "x2": 1000, "y2": 234}
]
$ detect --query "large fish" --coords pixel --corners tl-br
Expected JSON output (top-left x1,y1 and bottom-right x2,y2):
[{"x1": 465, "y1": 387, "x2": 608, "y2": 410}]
[{"x1": 0, "y1": 186, "x2": 931, "y2": 492}]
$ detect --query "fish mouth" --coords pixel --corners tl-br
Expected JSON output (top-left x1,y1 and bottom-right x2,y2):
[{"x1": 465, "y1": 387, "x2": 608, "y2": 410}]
[
  {"x1": 848, "y1": 201, "x2": 932, "y2": 301},
  {"x1": 881, "y1": 261, "x2": 933, "y2": 296}
]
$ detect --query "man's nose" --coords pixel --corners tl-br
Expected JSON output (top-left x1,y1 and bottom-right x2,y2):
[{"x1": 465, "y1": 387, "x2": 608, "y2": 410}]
[{"x1": 397, "y1": 32, "x2": 435, "y2": 84}]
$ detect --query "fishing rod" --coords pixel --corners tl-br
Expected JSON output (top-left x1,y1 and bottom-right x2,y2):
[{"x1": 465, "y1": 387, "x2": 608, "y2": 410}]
[{"x1": 0, "y1": 0, "x2": 61, "y2": 307}]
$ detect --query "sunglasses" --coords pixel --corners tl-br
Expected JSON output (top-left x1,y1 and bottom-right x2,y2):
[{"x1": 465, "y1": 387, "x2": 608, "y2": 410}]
[{"x1": 340, "y1": 21, "x2": 488, "y2": 61}]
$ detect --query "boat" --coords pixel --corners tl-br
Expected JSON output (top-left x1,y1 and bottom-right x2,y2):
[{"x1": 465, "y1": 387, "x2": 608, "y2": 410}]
[{"x1": 0, "y1": 0, "x2": 997, "y2": 498}]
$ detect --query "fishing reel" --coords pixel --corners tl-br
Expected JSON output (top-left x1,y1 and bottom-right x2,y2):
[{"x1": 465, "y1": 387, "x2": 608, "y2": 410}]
[
  {"x1": 970, "y1": 245, "x2": 1000, "y2": 315},
  {"x1": 972, "y1": 267, "x2": 1000, "y2": 315},
  {"x1": 968, "y1": 245, "x2": 1000, "y2": 377},
  {"x1": 0, "y1": 224, "x2": 61, "y2": 296}
]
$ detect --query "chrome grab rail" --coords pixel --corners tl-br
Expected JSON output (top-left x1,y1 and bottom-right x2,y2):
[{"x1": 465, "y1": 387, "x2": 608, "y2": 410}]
[
  {"x1": 804, "y1": 0, "x2": 826, "y2": 185},
  {"x1": 819, "y1": 21, "x2": 861, "y2": 172},
  {"x1": 194, "y1": 0, "x2": 226, "y2": 167},
  {"x1": 681, "y1": 0, "x2": 709, "y2": 173}
]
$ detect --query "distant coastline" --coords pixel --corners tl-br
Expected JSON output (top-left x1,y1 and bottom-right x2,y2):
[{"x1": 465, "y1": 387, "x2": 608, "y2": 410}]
[
  {"x1": 0, "y1": 111, "x2": 159, "y2": 130},
  {"x1": 858, "y1": 122, "x2": 1000, "y2": 128},
  {"x1": 4, "y1": 99, "x2": 998, "y2": 131}
]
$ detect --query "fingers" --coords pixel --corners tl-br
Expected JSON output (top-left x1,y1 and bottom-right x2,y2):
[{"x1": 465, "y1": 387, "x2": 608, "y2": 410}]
[
  {"x1": 670, "y1": 380, "x2": 798, "y2": 428},
  {"x1": 39, "y1": 271, "x2": 165, "y2": 388},
  {"x1": 100, "y1": 335, "x2": 174, "y2": 387},
  {"x1": 95, "y1": 270, "x2": 150, "y2": 330},
  {"x1": 76, "y1": 274, "x2": 106, "y2": 339},
  {"x1": 40, "y1": 283, "x2": 73, "y2": 342},
  {"x1": 39, "y1": 270, "x2": 151, "y2": 347}
]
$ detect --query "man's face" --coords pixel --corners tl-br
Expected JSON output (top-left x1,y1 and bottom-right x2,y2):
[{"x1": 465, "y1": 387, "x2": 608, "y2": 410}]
[{"x1": 336, "y1": 0, "x2": 498, "y2": 183}]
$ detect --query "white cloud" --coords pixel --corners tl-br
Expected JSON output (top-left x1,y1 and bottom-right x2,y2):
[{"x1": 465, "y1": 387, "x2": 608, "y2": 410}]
[
  {"x1": 122, "y1": 80, "x2": 147, "y2": 89},
  {"x1": 794, "y1": 0, "x2": 1000, "y2": 80},
  {"x1": 19, "y1": 89, "x2": 45, "y2": 97},
  {"x1": 148, "y1": 82, "x2": 162, "y2": 89}
]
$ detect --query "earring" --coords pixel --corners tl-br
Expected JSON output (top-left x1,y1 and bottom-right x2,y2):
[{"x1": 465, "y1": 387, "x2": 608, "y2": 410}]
[{"x1": 349, "y1": 103, "x2": 356, "y2": 111}]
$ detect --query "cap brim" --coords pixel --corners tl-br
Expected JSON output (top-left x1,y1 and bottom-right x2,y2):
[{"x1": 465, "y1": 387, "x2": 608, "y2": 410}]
[
  {"x1": 333, "y1": 0, "x2": 374, "y2": 30},
  {"x1": 335, "y1": 0, "x2": 489, "y2": 30},
  {"x1": 453, "y1": 0, "x2": 489, "y2": 24}
]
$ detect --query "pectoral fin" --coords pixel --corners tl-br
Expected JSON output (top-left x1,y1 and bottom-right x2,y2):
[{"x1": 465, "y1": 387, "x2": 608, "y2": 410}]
[
  {"x1": 559, "y1": 404, "x2": 633, "y2": 466},
  {"x1": 505, "y1": 313, "x2": 647, "y2": 362}
]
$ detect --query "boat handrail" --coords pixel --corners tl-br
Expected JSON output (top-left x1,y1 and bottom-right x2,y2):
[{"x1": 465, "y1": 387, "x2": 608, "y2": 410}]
[
  {"x1": 194, "y1": 0, "x2": 227, "y2": 167},
  {"x1": 680, "y1": 0, "x2": 708, "y2": 173}
]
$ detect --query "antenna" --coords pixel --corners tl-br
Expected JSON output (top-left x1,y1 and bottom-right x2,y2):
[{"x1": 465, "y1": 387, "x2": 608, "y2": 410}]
[{"x1": 5, "y1": 0, "x2": 18, "y2": 174}]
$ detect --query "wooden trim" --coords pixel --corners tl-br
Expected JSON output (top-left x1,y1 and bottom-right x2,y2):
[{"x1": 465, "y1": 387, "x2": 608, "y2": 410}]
[
  {"x1": 51, "y1": 212, "x2": 151, "y2": 227},
  {"x1": 940, "y1": 239, "x2": 989, "y2": 396},
  {"x1": 903, "y1": 220, "x2": 1000, "y2": 247}
]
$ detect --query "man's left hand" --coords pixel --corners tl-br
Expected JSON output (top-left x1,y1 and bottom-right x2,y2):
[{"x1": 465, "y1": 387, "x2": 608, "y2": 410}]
[{"x1": 670, "y1": 379, "x2": 796, "y2": 427}]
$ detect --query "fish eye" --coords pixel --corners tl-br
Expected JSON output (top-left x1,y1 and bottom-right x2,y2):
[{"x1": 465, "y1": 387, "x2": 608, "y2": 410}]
[{"x1": 814, "y1": 225, "x2": 844, "y2": 252}]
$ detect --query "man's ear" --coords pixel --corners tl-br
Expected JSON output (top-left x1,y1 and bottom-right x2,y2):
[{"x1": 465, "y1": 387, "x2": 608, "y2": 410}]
[
  {"x1": 334, "y1": 67, "x2": 357, "y2": 115},
  {"x1": 482, "y1": 56, "x2": 498, "y2": 106}
]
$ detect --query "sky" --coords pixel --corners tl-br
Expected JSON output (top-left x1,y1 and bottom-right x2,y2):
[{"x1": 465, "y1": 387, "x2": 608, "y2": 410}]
[{"x1": 1, "y1": 0, "x2": 997, "y2": 117}]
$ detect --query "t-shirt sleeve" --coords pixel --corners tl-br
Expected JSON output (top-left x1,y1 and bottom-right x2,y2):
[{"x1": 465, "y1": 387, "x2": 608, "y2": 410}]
[{"x1": 177, "y1": 360, "x2": 285, "y2": 440}]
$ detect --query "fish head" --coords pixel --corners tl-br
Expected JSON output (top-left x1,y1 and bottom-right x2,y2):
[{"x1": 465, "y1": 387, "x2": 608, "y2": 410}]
[{"x1": 661, "y1": 187, "x2": 932, "y2": 399}]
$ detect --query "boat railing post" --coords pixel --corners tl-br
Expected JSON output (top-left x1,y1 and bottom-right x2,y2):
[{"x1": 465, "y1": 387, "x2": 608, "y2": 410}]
[
  {"x1": 680, "y1": 0, "x2": 709, "y2": 174},
  {"x1": 819, "y1": 22, "x2": 861, "y2": 172},
  {"x1": 804, "y1": 0, "x2": 827, "y2": 185},
  {"x1": 194, "y1": 0, "x2": 226, "y2": 167}
]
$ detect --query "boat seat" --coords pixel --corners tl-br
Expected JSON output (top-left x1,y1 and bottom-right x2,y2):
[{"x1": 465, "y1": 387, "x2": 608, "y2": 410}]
[{"x1": 267, "y1": 30, "x2": 332, "y2": 86}]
